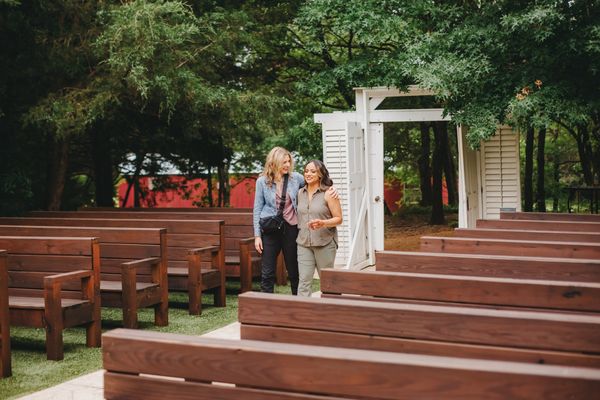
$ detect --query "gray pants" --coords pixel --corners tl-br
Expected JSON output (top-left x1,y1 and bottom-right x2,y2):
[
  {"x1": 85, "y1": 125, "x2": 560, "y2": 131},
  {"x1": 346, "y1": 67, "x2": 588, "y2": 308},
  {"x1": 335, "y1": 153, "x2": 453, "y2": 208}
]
[{"x1": 297, "y1": 240, "x2": 337, "y2": 297}]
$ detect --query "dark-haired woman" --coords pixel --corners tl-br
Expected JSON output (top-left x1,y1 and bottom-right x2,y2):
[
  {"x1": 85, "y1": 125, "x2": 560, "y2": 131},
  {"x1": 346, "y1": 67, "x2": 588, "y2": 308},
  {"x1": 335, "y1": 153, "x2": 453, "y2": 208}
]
[{"x1": 296, "y1": 160, "x2": 342, "y2": 297}]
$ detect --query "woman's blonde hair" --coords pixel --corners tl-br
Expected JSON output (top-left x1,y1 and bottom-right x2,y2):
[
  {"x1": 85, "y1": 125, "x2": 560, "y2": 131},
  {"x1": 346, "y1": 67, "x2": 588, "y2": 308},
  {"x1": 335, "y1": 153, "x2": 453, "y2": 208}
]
[{"x1": 262, "y1": 146, "x2": 293, "y2": 185}]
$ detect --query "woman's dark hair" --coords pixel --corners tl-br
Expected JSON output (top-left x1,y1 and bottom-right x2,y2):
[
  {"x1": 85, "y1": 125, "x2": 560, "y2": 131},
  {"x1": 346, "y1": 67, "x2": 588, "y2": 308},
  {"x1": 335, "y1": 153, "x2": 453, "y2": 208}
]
[{"x1": 305, "y1": 159, "x2": 333, "y2": 187}]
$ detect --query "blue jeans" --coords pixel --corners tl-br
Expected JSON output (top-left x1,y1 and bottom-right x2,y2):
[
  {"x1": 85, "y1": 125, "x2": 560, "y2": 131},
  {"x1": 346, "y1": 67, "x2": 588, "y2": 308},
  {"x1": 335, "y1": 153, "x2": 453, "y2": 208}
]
[{"x1": 260, "y1": 222, "x2": 299, "y2": 294}]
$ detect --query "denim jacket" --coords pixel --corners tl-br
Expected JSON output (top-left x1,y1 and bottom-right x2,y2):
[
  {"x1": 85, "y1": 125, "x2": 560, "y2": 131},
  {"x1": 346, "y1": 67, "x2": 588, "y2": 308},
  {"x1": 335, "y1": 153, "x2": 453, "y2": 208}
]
[{"x1": 253, "y1": 172, "x2": 305, "y2": 236}]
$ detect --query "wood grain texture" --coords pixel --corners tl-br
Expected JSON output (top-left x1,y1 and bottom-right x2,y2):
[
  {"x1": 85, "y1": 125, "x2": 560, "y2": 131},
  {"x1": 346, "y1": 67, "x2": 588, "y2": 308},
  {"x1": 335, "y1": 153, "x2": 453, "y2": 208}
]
[
  {"x1": 454, "y1": 228, "x2": 600, "y2": 243},
  {"x1": 238, "y1": 292, "x2": 600, "y2": 353},
  {"x1": 477, "y1": 218, "x2": 600, "y2": 232},
  {"x1": 420, "y1": 236, "x2": 600, "y2": 259},
  {"x1": 320, "y1": 269, "x2": 600, "y2": 312},
  {"x1": 501, "y1": 211, "x2": 600, "y2": 223},
  {"x1": 103, "y1": 329, "x2": 600, "y2": 400},
  {"x1": 375, "y1": 251, "x2": 600, "y2": 282}
]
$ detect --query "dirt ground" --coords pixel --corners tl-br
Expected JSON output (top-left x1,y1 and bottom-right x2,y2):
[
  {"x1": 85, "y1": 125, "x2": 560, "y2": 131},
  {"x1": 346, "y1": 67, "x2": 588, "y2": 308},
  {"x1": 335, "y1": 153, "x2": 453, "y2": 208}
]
[{"x1": 384, "y1": 212, "x2": 457, "y2": 251}]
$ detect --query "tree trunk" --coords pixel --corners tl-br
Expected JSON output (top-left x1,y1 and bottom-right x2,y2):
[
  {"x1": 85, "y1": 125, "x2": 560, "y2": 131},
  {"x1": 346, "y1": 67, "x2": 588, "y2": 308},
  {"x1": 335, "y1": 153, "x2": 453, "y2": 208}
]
[
  {"x1": 536, "y1": 127, "x2": 546, "y2": 212},
  {"x1": 440, "y1": 122, "x2": 457, "y2": 206},
  {"x1": 206, "y1": 167, "x2": 214, "y2": 207},
  {"x1": 418, "y1": 122, "x2": 432, "y2": 207},
  {"x1": 121, "y1": 153, "x2": 144, "y2": 208},
  {"x1": 90, "y1": 129, "x2": 114, "y2": 207},
  {"x1": 573, "y1": 125, "x2": 594, "y2": 186},
  {"x1": 523, "y1": 126, "x2": 535, "y2": 211},
  {"x1": 430, "y1": 122, "x2": 446, "y2": 225},
  {"x1": 551, "y1": 128, "x2": 560, "y2": 212},
  {"x1": 46, "y1": 135, "x2": 69, "y2": 211}
]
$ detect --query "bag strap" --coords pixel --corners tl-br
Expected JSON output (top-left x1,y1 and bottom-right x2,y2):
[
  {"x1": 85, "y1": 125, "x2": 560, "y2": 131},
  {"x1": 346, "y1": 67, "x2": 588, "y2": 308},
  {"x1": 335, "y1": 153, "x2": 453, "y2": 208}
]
[{"x1": 277, "y1": 174, "x2": 289, "y2": 215}]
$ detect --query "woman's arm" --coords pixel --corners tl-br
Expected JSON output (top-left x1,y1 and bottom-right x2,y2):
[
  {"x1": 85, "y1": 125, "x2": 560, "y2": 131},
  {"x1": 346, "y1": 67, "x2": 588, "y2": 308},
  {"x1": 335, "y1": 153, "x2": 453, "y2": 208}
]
[{"x1": 253, "y1": 178, "x2": 265, "y2": 253}]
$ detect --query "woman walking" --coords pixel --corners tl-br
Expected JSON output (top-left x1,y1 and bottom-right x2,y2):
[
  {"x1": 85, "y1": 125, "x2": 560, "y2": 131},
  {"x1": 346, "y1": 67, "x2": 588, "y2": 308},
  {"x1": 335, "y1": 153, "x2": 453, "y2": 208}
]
[
  {"x1": 253, "y1": 147, "x2": 303, "y2": 294},
  {"x1": 296, "y1": 160, "x2": 342, "y2": 297}
]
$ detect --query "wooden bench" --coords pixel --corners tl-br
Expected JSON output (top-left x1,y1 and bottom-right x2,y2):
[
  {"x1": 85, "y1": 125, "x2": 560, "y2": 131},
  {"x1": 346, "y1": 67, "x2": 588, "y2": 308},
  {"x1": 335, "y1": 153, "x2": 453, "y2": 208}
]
[
  {"x1": 477, "y1": 218, "x2": 600, "y2": 232},
  {"x1": 82, "y1": 206, "x2": 253, "y2": 213},
  {"x1": 375, "y1": 251, "x2": 600, "y2": 282},
  {"x1": 0, "y1": 217, "x2": 225, "y2": 315},
  {"x1": 31, "y1": 210, "x2": 282, "y2": 292},
  {"x1": 103, "y1": 328, "x2": 600, "y2": 399},
  {"x1": 320, "y1": 269, "x2": 600, "y2": 313},
  {"x1": 239, "y1": 292, "x2": 600, "y2": 368},
  {"x1": 0, "y1": 250, "x2": 10, "y2": 377},
  {"x1": 1, "y1": 236, "x2": 101, "y2": 360},
  {"x1": 0, "y1": 225, "x2": 168, "y2": 329},
  {"x1": 501, "y1": 211, "x2": 600, "y2": 222},
  {"x1": 420, "y1": 236, "x2": 600, "y2": 259},
  {"x1": 454, "y1": 227, "x2": 600, "y2": 243}
]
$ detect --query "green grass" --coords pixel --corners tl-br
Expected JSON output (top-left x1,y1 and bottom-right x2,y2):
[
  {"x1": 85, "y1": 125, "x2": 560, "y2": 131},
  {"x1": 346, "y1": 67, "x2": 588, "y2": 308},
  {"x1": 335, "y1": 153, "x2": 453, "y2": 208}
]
[{"x1": 1, "y1": 279, "x2": 313, "y2": 399}]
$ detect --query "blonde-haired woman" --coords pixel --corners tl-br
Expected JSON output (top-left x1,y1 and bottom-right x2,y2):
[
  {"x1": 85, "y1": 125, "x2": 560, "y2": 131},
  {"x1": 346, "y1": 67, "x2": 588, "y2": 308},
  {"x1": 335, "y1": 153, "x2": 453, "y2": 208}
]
[{"x1": 253, "y1": 147, "x2": 337, "y2": 294}]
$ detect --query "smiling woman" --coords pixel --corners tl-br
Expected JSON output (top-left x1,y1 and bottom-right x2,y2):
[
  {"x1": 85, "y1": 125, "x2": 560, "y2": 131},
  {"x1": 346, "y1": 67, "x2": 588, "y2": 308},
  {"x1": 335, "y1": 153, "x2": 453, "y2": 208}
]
[{"x1": 296, "y1": 160, "x2": 343, "y2": 297}]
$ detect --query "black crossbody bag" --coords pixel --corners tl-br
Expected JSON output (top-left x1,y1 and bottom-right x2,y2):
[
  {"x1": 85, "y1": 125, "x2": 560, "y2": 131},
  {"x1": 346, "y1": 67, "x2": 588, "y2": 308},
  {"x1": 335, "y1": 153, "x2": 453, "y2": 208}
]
[{"x1": 259, "y1": 174, "x2": 289, "y2": 235}]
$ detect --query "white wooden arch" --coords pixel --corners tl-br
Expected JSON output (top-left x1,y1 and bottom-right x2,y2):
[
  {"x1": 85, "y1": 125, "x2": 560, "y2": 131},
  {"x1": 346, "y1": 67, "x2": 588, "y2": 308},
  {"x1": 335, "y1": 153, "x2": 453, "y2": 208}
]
[{"x1": 314, "y1": 86, "x2": 521, "y2": 269}]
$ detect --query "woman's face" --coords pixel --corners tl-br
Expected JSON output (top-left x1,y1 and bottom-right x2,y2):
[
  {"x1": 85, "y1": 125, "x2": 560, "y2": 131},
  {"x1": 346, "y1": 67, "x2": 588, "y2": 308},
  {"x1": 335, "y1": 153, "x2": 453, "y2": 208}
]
[
  {"x1": 279, "y1": 155, "x2": 291, "y2": 175},
  {"x1": 304, "y1": 162, "x2": 320, "y2": 185}
]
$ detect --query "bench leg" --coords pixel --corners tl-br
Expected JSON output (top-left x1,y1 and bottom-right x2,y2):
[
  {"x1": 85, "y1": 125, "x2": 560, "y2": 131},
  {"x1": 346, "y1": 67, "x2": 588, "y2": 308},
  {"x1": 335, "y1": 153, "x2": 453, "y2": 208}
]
[
  {"x1": 188, "y1": 283, "x2": 202, "y2": 315},
  {"x1": 44, "y1": 283, "x2": 64, "y2": 360},
  {"x1": 86, "y1": 319, "x2": 101, "y2": 348},
  {"x1": 275, "y1": 252, "x2": 287, "y2": 286},
  {"x1": 214, "y1": 284, "x2": 226, "y2": 307},
  {"x1": 154, "y1": 300, "x2": 168, "y2": 326},
  {"x1": 122, "y1": 268, "x2": 138, "y2": 329}
]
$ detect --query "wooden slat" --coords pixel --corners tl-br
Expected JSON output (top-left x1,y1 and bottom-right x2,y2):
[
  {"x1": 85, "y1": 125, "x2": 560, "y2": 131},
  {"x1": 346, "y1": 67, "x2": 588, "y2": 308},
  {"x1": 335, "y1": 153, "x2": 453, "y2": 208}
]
[
  {"x1": 0, "y1": 236, "x2": 95, "y2": 256},
  {"x1": 241, "y1": 324, "x2": 600, "y2": 368},
  {"x1": 31, "y1": 210, "x2": 250, "y2": 225},
  {"x1": 375, "y1": 251, "x2": 600, "y2": 282},
  {"x1": 0, "y1": 225, "x2": 163, "y2": 244},
  {"x1": 501, "y1": 211, "x2": 600, "y2": 222},
  {"x1": 103, "y1": 329, "x2": 600, "y2": 400},
  {"x1": 0, "y1": 217, "x2": 222, "y2": 234},
  {"x1": 477, "y1": 218, "x2": 600, "y2": 232},
  {"x1": 238, "y1": 293, "x2": 600, "y2": 353},
  {"x1": 454, "y1": 228, "x2": 600, "y2": 243},
  {"x1": 420, "y1": 236, "x2": 600, "y2": 259},
  {"x1": 320, "y1": 269, "x2": 600, "y2": 313}
]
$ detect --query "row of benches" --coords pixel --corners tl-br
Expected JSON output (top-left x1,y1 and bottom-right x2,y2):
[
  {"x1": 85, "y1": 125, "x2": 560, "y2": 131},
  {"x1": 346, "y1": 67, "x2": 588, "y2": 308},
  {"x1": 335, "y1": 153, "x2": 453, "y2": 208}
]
[
  {"x1": 0, "y1": 209, "x2": 263, "y2": 370},
  {"x1": 102, "y1": 211, "x2": 600, "y2": 398}
]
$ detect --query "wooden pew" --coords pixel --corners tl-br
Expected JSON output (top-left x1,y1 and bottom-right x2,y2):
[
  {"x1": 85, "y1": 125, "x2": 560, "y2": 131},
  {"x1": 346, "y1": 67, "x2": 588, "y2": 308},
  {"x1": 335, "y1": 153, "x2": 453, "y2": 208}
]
[
  {"x1": 0, "y1": 217, "x2": 225, "y2": 315},
  {"x1": 239, "y1": 292, "x2": 600, "y2": 368},
  {"x1": 477, "y1": 218, "x2": 600, "y2": 232},
  {"x1": 81, "y1": 206, "x2": 253, "y2": 213},
  {"x1": 30, "y1": 210, "x2": 279, "y2": 292},
  {"x1": 501, "y1": 211, "x2": 600, "y2": 222},
  {"x1": 454, "y1": 227, "x2": 600, "y2": 243},
  {"x1": 0, "y1": 225, "x2": 168, "y2": 329},
  {"x1": 420, "y1": 236, "x2": 600, "y2": 259},
  {"x1": 375, "y1": 251, "x2": 600, "y2": 282},
  {"x1": 0, "y1": 250, "x2": 10, "y2": 377},
  {"x1": 1, "y1": 236, "x2": 101, "y2": 360},
  {"x1": 320, "y1": 269, "x2": 600, "y2": 313},
  {"x1": 103, "y1": 328, "x2": 600, "y2": 400}
]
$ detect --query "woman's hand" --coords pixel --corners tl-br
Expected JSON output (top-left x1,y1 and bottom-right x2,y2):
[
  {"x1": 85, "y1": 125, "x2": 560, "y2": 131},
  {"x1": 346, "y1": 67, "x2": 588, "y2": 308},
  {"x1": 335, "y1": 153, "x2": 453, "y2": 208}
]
[
  {"x1": 254, "y1": 236, "x2": 263, "y2": 254},
  {"x1": 309, "y1": 219, "x2": 325, "y2": 230},
  {"x1": 327, "y1": 186, "x2": 340, "y2": 200}
]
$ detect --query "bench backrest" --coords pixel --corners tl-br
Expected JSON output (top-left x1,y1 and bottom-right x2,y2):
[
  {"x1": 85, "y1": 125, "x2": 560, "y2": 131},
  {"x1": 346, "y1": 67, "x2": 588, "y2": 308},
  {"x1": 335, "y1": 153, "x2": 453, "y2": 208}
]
[
  {"x1": 477, "y1": 218, "x2": 600, "y2": 232},
  {"x1": 320, "y1": 269, "x2": 600, "y2": 313},
  {"x1": 239, "y1": 292, "x2": 600, "y2": 368},
  {"x1": 420, "y1": 236, "x2": 600, "y2": 259},
  {"x1": 501, "y1": 211, "x2": 600, "y2": 223},
  {"x1": 375, "y1": 250, "x2": 600, "y2": 282},
  {"x1": 82, "y1": 206, "x2": 252, "y2": 213},
  {"x1": 0, "y1": 236, "x2": 100, "y2": 300},
  {"x1": 0, "y1": 217, "x2": 223, "y2": 270},
  {"x1": 0, "y1": 226, "x2": 165, "y2": 283},
  {"x1": 30, "y1": 211, "x2": 246, "y2": 259},
  {"x1": 454, "y1": 227, "x2": 600, "y2": 243},
  {"x1": 0, "y1": 250, "x2": 9, "y2": 377},
  {"x1": 103, "y1": 328, "x2": 600, "y2": 400}
]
